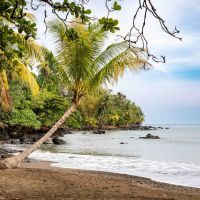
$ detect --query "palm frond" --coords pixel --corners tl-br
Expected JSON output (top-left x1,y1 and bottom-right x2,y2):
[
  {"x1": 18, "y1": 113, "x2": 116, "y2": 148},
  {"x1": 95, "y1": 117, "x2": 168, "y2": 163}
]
[
  {"x1": 93, "y1": 41, "x2": 145, "y2": 69},
  {"x1": 90, "y1": 43, "x2": 148, "y2": 88},
  {"x1": 48, "y1": 20, "x2": 97, "y2": 92},
  {"x1": 87, "y1": 23, "x2": 108, "y2": 59},
  {"x1": 12, "y1": 58, "x2": 40, "y2": 96},
  {"x1": 0, "y1": 71, "x2": 11, "y2": 111},
  {"x1": 22, "y1": 37, "x2": 44, "y2": 63}
]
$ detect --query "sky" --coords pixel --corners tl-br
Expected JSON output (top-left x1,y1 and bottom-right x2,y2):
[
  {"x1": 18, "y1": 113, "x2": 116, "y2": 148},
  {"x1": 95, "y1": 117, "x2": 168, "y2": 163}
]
[{"x1": 31, "y1": 0, "x2": 200, "y2": 124}]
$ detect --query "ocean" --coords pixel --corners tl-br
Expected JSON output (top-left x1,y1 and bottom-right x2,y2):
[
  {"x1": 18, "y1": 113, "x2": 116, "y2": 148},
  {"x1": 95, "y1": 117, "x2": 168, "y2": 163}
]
[{"x1": 7, "y1": 125, "x2": 200, "y2": 188}]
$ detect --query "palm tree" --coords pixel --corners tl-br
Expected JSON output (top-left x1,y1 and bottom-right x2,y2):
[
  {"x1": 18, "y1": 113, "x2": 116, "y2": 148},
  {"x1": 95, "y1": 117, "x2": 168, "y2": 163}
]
[
  {"x1": 0, "y1": 14, "x2": 43, "y2": 110},
  {"x1": 0, "y1": 20, "x2": 148, "y2": 169}
]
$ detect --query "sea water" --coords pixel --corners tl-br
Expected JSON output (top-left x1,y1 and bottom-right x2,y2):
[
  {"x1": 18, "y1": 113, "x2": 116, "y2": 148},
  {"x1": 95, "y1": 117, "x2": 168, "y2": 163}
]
[{"x1": 6, "y1": 125, "x2": 200, "y2": 188}]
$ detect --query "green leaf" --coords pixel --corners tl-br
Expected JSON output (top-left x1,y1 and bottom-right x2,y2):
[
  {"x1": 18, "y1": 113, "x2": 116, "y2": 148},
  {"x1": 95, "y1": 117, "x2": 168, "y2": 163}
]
[
  {"x1": 113, "y1": 20, "x2": 118, "y2": 26},
  {"x1": 113, "y1": 1, "x2": 121, "y2": 11},
  {"x1": 110, "y1": 28, "x2": 115, "y2": 33},
  {"x1": 84, "y1": 9, "x2": 91, "y2": 14}
]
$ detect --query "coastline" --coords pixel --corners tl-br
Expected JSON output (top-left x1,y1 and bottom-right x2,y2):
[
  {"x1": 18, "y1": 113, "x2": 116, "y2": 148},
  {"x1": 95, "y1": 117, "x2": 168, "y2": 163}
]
[{"x1": 0, "y1": 161, "x2": 199, "y2": 200}]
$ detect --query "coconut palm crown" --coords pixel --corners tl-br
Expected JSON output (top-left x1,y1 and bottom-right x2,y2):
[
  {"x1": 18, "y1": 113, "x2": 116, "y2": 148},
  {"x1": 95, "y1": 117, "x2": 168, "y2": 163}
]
[{"x1": 49, "y1": 20, "x2": 147, "y2": 104}]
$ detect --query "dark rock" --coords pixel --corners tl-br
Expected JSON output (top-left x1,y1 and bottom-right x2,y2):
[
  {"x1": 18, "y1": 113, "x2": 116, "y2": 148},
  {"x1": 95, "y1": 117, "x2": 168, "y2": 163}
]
[
  {"x1": 92, "y1": 130, "x2": 105, "y2": 134},
  {"x1": 120, "y1": 142, "x2": 125, "y2": 144},
  {"x1": 100, "y1": 130, "x2": 105, "y2": 134},
  {"x1": 0, "y1": 154, "x2": 10, "y2": 159},
  {"x1": 165, "y1": 127, "x2": 170, "y2": 129},
  {"x1": 130, "y1": 126, "x2": 140, "y2": 130},
  {"x1": 43, "y1": 139, "x2": 52, "y2": 144},
  {"x1": 54, "y1": 128, "x2": 73, "y2": 135},
  {"x1": 0, "y1": 148, "x2": 8, "y2": 155},
  {"x1": 146, "y1": 133, "x2": 152, "y2": 139},
  {"x1": 82, "y1": 132, "x2": 87, "y2": 134},
  {"x1": 157, "y1": 127, "x2": 163, "y2": 129},
  {"x1": 7, "y1": 126, "x2": 24, "y2": 139},
  {"x1": 10, "y1": 139, "x2": 20, "y2": 144},
  {"x1": 0, "y1": 129, "x2": 9, "y2": 140},
  {"x1": 19, "y1": 137, "x2": 34, "y2": 144},
  {"x1": 66, "y1": 130, "x2": 73, "y2": 134},
  {"x1": 92, "y1": 131, "x2": 98, "y2": 134},
  {"x1": 139, "y1": 133, "x2": 160, "y2": 139},
  {"x1": 54, "y1": 128, "x2": 66, "y2": 137},
  {"x1": 141, "y1": 126, "x2": 157, "y2": 131},
  {"x1": 37, "y1": 126, "x2": 49, "y2": 133},
  {"x1": 19, "y1": 137, "x2": 25, "y2": 144},
  {"x1": 32, "y1": 137, "x2": 38, "y2": 143},
  {"x1": 52, "y1": 137, "x2": 66, "y2": 145}
]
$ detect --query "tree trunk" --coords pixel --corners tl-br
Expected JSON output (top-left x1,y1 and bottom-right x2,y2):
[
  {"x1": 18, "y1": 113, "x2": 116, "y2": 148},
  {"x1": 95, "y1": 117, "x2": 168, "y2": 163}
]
[{"x1": 0, "y1": 103, "x2": 78, "y2": 169}]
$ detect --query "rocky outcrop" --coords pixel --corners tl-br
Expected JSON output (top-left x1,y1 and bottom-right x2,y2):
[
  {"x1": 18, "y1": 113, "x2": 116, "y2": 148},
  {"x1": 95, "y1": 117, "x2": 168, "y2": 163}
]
[
  {"x1": 139, "y1": 133, "x2": 160, "y2": 139},
  {"x1": 121, "y1": 125, "x2": 169, "y2": 131},
  {"x1": 0, "y1": 125, "x2": 72, "y2": 145}
]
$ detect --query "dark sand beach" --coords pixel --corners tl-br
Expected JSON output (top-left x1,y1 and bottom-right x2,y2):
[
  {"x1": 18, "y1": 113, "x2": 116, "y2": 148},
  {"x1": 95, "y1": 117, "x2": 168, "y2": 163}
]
[{"x1": 0, "y1": 161, "x2": 199, "y2": 200}]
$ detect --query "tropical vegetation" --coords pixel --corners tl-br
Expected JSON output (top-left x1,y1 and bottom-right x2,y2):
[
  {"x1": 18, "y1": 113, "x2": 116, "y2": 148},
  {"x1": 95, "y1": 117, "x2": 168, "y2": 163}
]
[
  {"x1": 0, "y1": 81, "x2": 144, "y2": 129},
  {"x1": 0, "y1": 12, "x2": 43, "y2": 111},
  {"x1": 0, "y1": 18, "x2": 147, "y2": 169}
]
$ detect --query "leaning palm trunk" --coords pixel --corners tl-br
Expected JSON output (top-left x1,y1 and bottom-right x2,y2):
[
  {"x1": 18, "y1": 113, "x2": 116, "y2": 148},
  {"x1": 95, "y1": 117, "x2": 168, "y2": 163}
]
[{"x1": 0, "y1": 103, "x2": 78, "y2": 169}]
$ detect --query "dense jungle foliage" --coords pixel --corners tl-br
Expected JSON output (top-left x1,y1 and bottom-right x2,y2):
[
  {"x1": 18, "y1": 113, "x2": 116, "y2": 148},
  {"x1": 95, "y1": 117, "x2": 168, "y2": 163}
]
[{"x1": 0, "y1": 78, "x2": 144, "y2": 129}]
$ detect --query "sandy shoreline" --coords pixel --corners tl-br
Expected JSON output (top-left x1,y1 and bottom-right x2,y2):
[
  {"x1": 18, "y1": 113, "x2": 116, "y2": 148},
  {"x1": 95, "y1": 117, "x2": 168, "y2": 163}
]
[{"x1": 0, "y1": 161, "x2": 199, "y2": 200}]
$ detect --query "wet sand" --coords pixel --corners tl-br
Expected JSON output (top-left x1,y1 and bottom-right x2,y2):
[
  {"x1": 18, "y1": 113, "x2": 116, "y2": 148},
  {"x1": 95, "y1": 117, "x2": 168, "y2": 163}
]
[{"x1": 0, "y1": 161, "x2": 199, "y2": 200}]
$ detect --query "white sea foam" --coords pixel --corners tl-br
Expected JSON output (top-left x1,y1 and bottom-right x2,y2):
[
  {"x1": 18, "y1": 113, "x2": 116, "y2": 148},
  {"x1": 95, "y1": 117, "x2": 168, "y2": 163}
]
[{"x1": 29, "y1": 151, "x2": 200, "y2": 188}]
